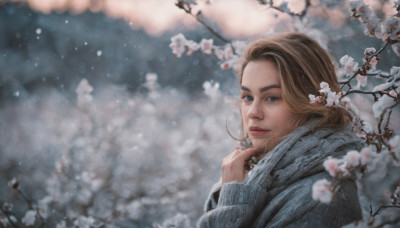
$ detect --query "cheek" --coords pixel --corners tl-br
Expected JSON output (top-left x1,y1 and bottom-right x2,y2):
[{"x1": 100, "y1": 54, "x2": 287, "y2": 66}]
[{"x1": 240, "y1": 105, "x2": 248, "y2": 124}]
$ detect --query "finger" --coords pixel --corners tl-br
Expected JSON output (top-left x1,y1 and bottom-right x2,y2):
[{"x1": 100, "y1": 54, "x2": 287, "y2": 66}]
[{"x1": 237, "y1": 147, "x2": 261, "y2": 160}]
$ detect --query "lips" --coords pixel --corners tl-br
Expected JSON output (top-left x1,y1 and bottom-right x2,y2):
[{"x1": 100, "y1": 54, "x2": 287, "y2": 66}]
[{"x1": 249, "y1": 126, "x2": 270, "y2": 136}]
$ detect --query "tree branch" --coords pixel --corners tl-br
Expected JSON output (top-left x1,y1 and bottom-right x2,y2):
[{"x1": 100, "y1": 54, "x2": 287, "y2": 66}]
[
  {"x1": 372, "y1": 205, "x2": 400, "y2": 217},
  {"x1": 175, "y1": 0, "x2": 231, "y2": 44},
  {"x1": 258, "y1": 0, "x2": 311, "y2": 19}
]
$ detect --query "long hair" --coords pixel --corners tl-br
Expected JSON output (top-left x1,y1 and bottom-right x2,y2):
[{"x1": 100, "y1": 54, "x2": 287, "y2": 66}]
[{"x1": 239, "y1": 32, "x2": 350, "y2": 141}]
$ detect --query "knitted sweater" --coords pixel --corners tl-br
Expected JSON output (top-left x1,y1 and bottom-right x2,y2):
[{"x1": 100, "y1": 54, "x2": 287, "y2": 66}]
[{"x1": 197, "y1": 121, "x2": 363, "y2": 228}]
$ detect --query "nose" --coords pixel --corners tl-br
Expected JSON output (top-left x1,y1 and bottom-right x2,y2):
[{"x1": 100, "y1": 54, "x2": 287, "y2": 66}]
[{"x1": 247, "y1": 101, "x2": 264, "y2": 120}]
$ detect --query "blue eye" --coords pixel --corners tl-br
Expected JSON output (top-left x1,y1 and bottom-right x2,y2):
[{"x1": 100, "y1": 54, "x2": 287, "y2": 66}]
[
  {"x1": 267, "y1": 96, "x2": 279, "y2": 102},
  {"x1": 242, "y1": 95, "x2": 253, "y2": 102}
]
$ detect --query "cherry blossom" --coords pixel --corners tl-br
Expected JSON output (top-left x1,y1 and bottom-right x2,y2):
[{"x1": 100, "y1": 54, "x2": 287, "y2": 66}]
[
  {"x1": 169, "y1": 33, "x2": 188, "y2": 57},
  {"x1": 21, "y1": 210, "x2": 36, "y2": 226},
  {"x1": 339, "y1": 55, "x2": 359, "y2": 76},
  {"x1": 312, "y1": 179, "x2": 333, "y2": 203},
  {"x1": 360, "y1": 146, "x2": 376, "y2": 166},
  {"x1": 309, "y1": 82, "x2": 341, "y2": 107},
  {"x1": 76, "y1": 78, "x2": 93, "y2": 107},
  {"x1": 199, "y1": 39, "x2": 213, "y2": 55},
  {"x1": 186, "y1": 40, "x2": 200, "y2": 55},
  {"x1": 381, "y1": 16, "x2": 400, "y2": 41},
  {"x1": 323, "y1": 157, "x2": 341, "y2": 178},
  {"x1": 343, "y1": 150, "x2": 361, "y2": 167},
  {"x1": 203, "y1": 80, "x2": 221, "y2": 101}
]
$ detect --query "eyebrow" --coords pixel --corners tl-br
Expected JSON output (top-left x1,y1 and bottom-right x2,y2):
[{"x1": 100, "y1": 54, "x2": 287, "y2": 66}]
[{"x1": 241, "y1": 84, "x2": 281, "y2": 93}]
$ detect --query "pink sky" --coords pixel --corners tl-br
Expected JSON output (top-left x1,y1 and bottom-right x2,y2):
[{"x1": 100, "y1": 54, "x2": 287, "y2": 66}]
[
  {"x1": 10, "y1": 0, "x2": 397, "y2": 37},
  {"x1": 9, "y1": 0, "x2": 294, "y2": 37}
]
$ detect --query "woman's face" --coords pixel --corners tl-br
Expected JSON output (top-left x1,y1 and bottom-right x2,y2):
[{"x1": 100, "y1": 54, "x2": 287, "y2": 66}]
[{"x1": 241, "y1": 60, "x2": 300, "y2": 150}]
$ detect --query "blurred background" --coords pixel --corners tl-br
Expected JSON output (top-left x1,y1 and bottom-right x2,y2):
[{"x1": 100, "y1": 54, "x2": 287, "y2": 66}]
[{"x1": 0, "y1": 0, "x2": 399, "y2": 227}]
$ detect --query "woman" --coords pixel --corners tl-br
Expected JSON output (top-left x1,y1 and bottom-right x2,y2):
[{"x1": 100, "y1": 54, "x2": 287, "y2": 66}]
[{"x1": 197, "y1": 33, "x2": 363, "y2": 227}]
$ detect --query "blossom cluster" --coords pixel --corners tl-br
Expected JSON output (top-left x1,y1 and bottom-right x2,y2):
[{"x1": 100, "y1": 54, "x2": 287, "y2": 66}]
[
  {"x1": 309, "y1": 82, "x2": 342, "y2": 107},
  {"x1": 0, "y1": 76, "x2": 232, "y2": 227},
  {"x1": 350, "y1": 0, "x2": 400, "y2": 42},
  {"x1": 338, "y1": 46, "x2": 381, "y2": 89},
  {"x1": 169, "y1": 33, "x2": 245, "y2": 70},
  {"x1": 313, "y1": 136, "x2": 400, "y2": 204}
]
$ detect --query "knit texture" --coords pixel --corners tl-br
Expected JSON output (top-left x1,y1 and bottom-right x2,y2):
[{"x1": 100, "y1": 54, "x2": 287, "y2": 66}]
[{"x1": 197, "y1": 120, "x2": 363, "y2": 228}]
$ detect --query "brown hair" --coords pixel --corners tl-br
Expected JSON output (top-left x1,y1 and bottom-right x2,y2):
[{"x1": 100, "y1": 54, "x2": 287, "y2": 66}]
[{"x1": 239, "y1": 32, "x2": 350, "y2": 137}]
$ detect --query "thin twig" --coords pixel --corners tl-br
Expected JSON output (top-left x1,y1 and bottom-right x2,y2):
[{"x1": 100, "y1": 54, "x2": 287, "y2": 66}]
[
  {"x1": 372, "y1": 205, "x2": 400, "y2": 217},
  {"x1": 377, "y1": 103, "x2": 398, "y2": 134},
  {"x1": 16, "y1": 189, "x2": 33, "y2": 210},
  {"x1": 339, "y1": 42, "x2": 390, "y2": 89},
  {"x1": 175, "y1": 1, "x2": 230, "y2": 44},
  {"x1": 342, "y1": 89, "x2": 397, "y2": 98},
  {"x1": 0, "y1": 206, "x2": 21, "y2": 228},
  {"x1": 261, "y1": 0, "x2": 311, "y2": 20}
]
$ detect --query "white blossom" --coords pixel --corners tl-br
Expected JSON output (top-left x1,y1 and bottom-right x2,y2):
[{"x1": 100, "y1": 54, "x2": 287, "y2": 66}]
[
  {"x1": 76, "y1": 78, "x2": 93, "y2": 107},
  {"x1": 364, "y1": 47, "x2": 376, "y2": 55},
  {"x1": 372, "y1": 95, "x2": 396, "y2": 119},
  {"x1": 169, "y1": 33, "x2": 187, "y2": 58},
  {"x1": 185, "y1": 40, "x2": 200, "y2": 55},
  {"x1": 312, "y1": 179, "x2": 333, "y2": 203},
  {"x1": 364, "y1": 16, "x2": 381, "y2": 38},
  {"x1": 356, "y1": 74, "x2": 367, "y2": 88},
  {"x1": 21, "y1": 210, "x2": 36, "y2": 226},
  {"x1": 360, "y1": 146, "x2": 376, "y2": 166},
  {"x1": 199, "y1": 39, "x2": 213, "y2": 55},
  {"x1": 323, "y1": 157, "x2": 341, "y2": 178},
  {"x1": 343, "y1": 150, "x2": 361, "y2": 167},
  {"x1": 73, "y1": 216, "x2": 96, "y2": 228},
  {"x1": 339, "y1": 55, "x2": 359, "y2": 75},
  {"x1": 381, "y1": 16, "x2": 400, "y2": 41},
  {"x1": 126, "y1": 200, "x2": 145, "y2": 220},
  {"x1": 203, "y1": 81, "x2": 221, "y2": 101}
]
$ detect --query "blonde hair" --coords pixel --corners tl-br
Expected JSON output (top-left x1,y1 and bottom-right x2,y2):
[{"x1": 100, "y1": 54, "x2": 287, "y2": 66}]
[{"x1": 239, "y1": 32, "x2": 350, "y2": 139}]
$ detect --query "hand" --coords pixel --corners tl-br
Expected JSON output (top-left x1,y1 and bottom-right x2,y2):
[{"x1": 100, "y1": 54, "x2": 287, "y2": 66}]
[{"x1": 221, "y1": 147, "x2": 261, "y2": 185}]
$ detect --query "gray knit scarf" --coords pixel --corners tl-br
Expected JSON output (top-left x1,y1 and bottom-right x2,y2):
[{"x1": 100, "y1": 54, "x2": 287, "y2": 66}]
[
  {"x1": 243, "y1": 119, "x2": 363, "y2": 195},
  {"x1": 199, "y1": 119, "x2": 364, "y2": 228}
]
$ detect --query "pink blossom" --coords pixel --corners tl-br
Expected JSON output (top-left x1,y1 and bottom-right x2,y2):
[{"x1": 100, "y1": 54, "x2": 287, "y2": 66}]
[
  {"x1": 319, "y1": 81, "x2": 329, "y2": 92},
  {"x1": 223, "y1": 46, "x2": 233, "y2": 60},
  {"x1": 169, "y1": 33, "x2": 187, "y2": 58},
  {"x1": 364, "y1": 16, "x2": 381, "y2": 38},
  {"x1": 364, "y1": 47, "x2": 376, "y2": 55},
  {"x1": 312, "y1": 179, "x2": 333, "y2": 203},
  {"x1": 381, "y1": 16, "x2": 400, "y2": 41},
  {"x1": 214, "y1": 47, "x2": 225, "y2": 60},
  {"x1": 339, "y1": 55, "x2": 359, "y2": 74},
  {"x1": 200, "y1": 39, "x2": 213, "y2": 55},
  {"x1": 309, "y1": 94, "x2": 317, "y2": 104},
  {"x1": 323, "y1": 157, "x2": 341, "y2": 178},
  {"x1": 360, "y1": 147, "x2": 376, "y2": 166},
  {"x1": 349, "y1": 0, "x2": 372, "y2": 22},
  {"x1": 326, "y1": 91, "x2": 340, "y2": 107},
  {"x1": 356, "y1": 74, "x2": 368, "y2": 88},
  {"x1": 185, "y1": 40, "x2": 200, "y2": 56},
  {"x1": 343, "y1": 150, "x2": 361, "y2": 167}
]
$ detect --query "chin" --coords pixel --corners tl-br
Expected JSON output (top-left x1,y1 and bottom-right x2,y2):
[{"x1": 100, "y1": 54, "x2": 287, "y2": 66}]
[{"x1": 251, "y1": 139, "x2": 269, "y2": 149}]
